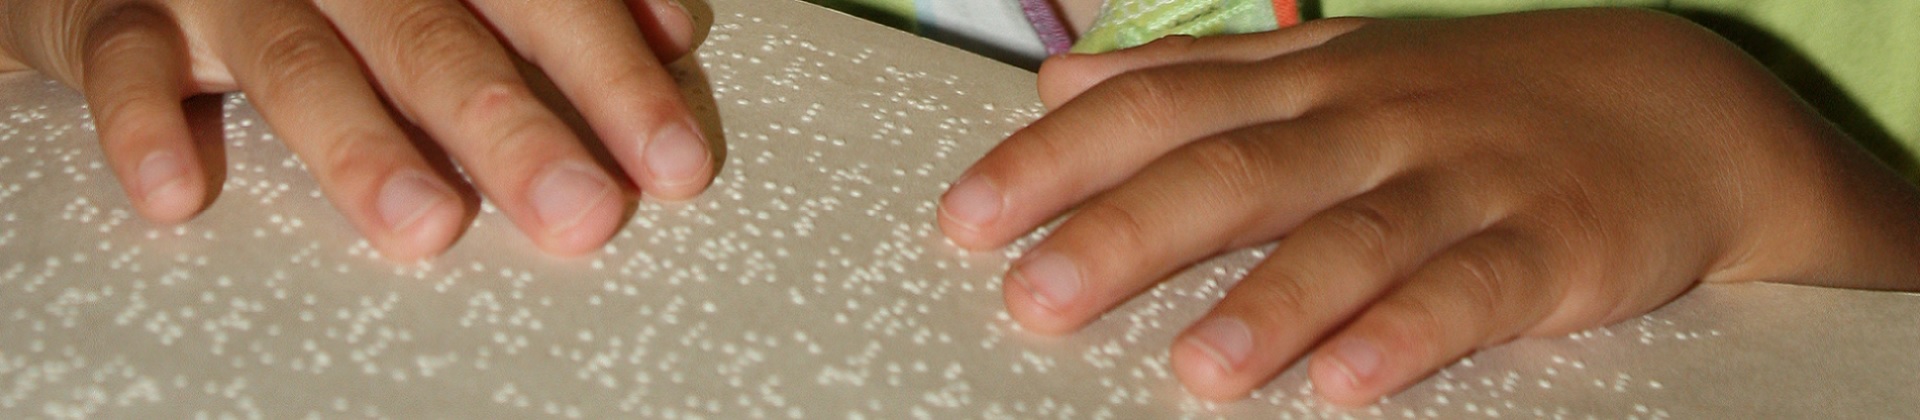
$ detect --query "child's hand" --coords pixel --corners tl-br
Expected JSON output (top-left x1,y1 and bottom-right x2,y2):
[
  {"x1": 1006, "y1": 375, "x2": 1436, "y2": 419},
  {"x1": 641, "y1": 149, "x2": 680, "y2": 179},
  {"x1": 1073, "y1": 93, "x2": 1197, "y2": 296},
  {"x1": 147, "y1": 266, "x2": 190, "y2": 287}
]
[
  {"x1": 939, "y1": 9, "x2": 1920, "y2": 405},
  {"x1": 0, "y1": 0, "x2": 711, "y2": 260}
]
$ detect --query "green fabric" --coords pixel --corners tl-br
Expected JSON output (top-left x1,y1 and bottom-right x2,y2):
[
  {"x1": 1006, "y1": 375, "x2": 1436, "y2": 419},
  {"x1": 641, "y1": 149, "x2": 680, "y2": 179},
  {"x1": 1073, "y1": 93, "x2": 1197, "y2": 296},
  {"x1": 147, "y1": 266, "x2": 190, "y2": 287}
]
[
  {"x1": 1320, "y1": 0, "x2": 1920, "y2": 178},
  {"x1": 1072, "y1": 0, "x2": 1280, "y2": 54}
]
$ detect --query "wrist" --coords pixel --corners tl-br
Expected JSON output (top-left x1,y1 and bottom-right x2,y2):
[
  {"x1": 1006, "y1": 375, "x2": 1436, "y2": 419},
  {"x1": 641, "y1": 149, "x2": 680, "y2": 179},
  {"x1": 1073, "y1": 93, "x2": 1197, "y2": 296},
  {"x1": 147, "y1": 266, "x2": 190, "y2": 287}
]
[{"x1": 1715, "y1": 117, "x2": 1920, "y2": 291}]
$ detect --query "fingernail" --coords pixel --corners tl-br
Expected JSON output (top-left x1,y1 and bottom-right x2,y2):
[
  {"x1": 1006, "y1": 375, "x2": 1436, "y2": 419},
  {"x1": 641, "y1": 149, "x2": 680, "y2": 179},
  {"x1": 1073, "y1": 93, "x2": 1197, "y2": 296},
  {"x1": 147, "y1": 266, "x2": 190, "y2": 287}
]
[
  {"x1": 940, "y1": 174, "x2": 1001, "y2": 230},
  {"x1": 531, "y1": 162, "x2": 616, "y2": 231},
  {"x1": 137, "y1": 151, "x2": 188, "y2": 202},
  {"x1": 643, "y1": 122, "x2": 711, "y2": 189},
  {"x1": 1330, "y1": 337, "x2": 1383, "y2": 389},
  {"x1": 376, "y1": 171, "x2": 455, "y2": 232},
  {"x1": 1185, "y1": 317, "x2": 1254, "y2": 372},
  {"x1": 1013, "y1": 252, "x2": 1081, "y2": 312}
]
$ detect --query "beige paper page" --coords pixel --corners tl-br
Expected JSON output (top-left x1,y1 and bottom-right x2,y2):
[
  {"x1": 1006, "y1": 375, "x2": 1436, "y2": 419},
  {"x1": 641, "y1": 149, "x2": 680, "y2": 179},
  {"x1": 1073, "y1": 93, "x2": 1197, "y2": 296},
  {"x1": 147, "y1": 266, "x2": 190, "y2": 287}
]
[{"x1": 0, "y1": 0, "x2": 1915, "y2": 418}]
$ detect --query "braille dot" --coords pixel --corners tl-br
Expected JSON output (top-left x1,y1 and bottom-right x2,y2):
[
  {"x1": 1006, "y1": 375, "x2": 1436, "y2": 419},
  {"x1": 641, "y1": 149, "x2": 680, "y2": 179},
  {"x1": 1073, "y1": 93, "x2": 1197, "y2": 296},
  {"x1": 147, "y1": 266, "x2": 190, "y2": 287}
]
[{"x1": 0, "y1": 2, "x2": 1753, "y2": 418}]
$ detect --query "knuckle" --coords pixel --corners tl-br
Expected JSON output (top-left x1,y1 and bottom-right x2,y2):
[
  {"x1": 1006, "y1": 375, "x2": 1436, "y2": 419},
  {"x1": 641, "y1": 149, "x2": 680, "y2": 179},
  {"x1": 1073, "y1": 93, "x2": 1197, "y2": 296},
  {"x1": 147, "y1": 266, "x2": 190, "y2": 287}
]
[
  {"x1": 1368, "y1": 297, "x2": 1451, "y2": 361},
  {"x1": 1231, "y1": 267, "x2": 1316, "y2": 326},
  {"x1": 457, "y1": 83, "x2": 535, "y2": 127},
  {"x1": 1071, "y1": 200, "x2": 1153, "y2": 266},
  {"x1": 1360, "y1": 99, "x2": 1431, "y2": 134},
  {"x1": 1342, "y1": 100, "x2": 1440, "y2": 157},
  {"x1": 1540, "y1": 180, "x2": 1611, "y2": 253},
  {"x1": 593, "y1": 69, "x2": 684, "y2": 124},
  {"x1": 82, "y1": 11, "x2": 153, "y2": 64},
  {"x1": 1321, "y1": 200, "x2": 1400, "y2": 265},
  {"x1": 315, "y1": 129, "x2": 402, "y2": 183},
  {"x1": 250, "y1": 24, "x2": 341, "y2": 94},
  {"x1": 478, "y1": 118, "x2": 571, "y2": 173},
  {"x1": 88, "y1": 93, "x2": 163, "y2": 142},
  {"x1": 1179, "y1": 138, "x2": 1267, "y2": 198},
  {"x1": 1448, "y1": 246, "x2": 1509, "y2": 320},
  {"x1": 1095, "y1": 70, "x2": 1184, "y2": 131},
  {"x1": 1551, "y1": 276, "x2": 1627, "y2": 327},
  {"x1": 1253, "y1": 53, "x2": 1334, "y2": 113},
  {"x1": 996, "y1": 128, "x2": 1075, "y2": 188},
  {"x1": 585, "y1": 63, "x2": 651, "y2": 92},
  {"x1": 386, "y1": 2, "x2": 495, "y2": 89},
  {"x1": 631, "y1": 95, "x2": 687, "y2": 128}
]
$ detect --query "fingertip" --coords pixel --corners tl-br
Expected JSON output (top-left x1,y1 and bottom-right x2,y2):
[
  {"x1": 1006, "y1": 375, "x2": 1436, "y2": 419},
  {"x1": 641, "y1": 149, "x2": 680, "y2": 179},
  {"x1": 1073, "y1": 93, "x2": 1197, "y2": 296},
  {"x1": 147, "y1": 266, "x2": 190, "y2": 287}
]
[
  {"x1": 137, "y1": 179, "x2": 205, "y2": 225},
  {"x1": 935, "y1": 218, "x2": 996, "y2": 251},
  {"x1": 1309, "y1": 337, "x2": 1386, "y2": 407},
  {"x1": 1000, "y1": 274, "x2": 1083, "y2": 336},
  {"x1": 1035, "y1": 54, "x2": 1101, "y2": 109},
  {"x1": 372, "y1": 205, "x2": 465, "y2": 262},
  {"x1": 935, "y1": 212, "x2": 1004, "y2": 251},
  {"x1": 126, "y1": 149, "x2": 207, "y2": 225},
  {"x1": 370, "y1": 172, "x2": 467, "y2": 262},
  {"x1": 543, "y1": 191, "x2": 628, "y2": 258},
  {"x1": 135, "y1": 175, "x2": 206, "y2": 226},
  {"x1": 539, "y1": 203, "x2": 625, "y2": 257},
  {"x1": 525, "y1": 161, "x2": 628, "y2": 256},
  {"x1": 1170, "y1": 332, "x2": 1255, "y2": 402},
  {"x1": 937, "y1": 172, "x2": 1007, "y2": 249},
  {"x1": 639, "y1": 121, "x2": 714, "y2": 200},
  {"x1": 635, "y1": 0, "x2": 702, "y2": 62}
]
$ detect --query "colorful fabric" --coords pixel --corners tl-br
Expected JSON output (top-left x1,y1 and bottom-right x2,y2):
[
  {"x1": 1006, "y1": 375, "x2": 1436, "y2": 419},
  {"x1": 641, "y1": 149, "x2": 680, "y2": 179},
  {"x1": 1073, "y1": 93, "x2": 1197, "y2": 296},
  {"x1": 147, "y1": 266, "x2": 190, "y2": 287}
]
[
  {"x1": 1019, "y1": 0, "x2": 1077, "y2": 55},
  {"x1": 1071, "y1": 0, "x2": 1283, "y2": 54},
  {"x1": 804, "y1": 0, "x2": 1051, "y2": 66}
]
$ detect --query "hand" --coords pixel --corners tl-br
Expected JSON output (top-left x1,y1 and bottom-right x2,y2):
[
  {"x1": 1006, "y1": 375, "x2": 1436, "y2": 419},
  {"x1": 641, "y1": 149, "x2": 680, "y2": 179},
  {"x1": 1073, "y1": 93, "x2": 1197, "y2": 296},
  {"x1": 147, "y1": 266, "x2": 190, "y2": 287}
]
[
  {"x1": 0, "y1": 0, "x2": 713, "y2": 260},
  {"x1": 939, "y1": 9, "x2": 1920, "y2": 405}
]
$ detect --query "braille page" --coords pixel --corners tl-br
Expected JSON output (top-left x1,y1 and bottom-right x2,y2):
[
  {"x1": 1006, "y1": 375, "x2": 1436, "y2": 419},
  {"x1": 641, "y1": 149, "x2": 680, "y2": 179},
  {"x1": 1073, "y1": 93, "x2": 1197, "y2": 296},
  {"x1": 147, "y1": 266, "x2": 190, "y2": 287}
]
[{"x1": 2, "y1": 0, "x2": 1917, "y2": 418}]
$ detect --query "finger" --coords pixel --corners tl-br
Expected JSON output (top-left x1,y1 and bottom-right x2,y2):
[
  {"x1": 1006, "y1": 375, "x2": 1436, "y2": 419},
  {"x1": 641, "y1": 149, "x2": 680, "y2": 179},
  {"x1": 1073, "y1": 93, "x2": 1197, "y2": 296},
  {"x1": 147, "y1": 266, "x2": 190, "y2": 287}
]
[
  {"x1": 79, "y1": 5, "x2": 206, "y2": 224},
  {"x1": 1307, "y1": 228, "x2": 1563, "y2": 407},
  {"x1": 626, "y1": 0, "x2": 702, "y2": 62},
  {"x1": 1002, "y1": 118, "x2": 1391, "y2": 334},
  {"x1": 1166, "y1": 173, "x2": 1495, "y2": 401},
  {"x1": 213, "y1": 1, "x2": 467, "y2": 261},
  {"x1": 467, "y1": 0, "x2": 713, "y2": 200},
  {"x1": 940, "y1": 58, "x2": 1327, "y2": 250},
  {"x1": 315, "y1": 0, "x2": 628, "y2": 255},
  {"x1": 1037, "y1": 17, "x2": 1370, "y2": 108}
]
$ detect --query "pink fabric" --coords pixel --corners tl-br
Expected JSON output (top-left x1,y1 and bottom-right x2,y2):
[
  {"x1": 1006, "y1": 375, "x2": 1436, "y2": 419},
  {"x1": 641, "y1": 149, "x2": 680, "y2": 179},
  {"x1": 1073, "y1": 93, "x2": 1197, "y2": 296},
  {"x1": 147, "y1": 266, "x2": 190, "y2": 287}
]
[{"x1": 1018, "y1": 0, "x2": 1075, "y2": 56}]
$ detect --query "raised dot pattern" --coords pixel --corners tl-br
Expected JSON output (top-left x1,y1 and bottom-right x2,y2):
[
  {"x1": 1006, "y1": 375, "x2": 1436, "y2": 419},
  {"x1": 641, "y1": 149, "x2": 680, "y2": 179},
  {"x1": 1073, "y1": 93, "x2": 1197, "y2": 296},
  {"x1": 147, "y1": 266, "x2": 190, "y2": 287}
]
[{"x1": 0, "y1": 0, "x2": 1863, "y2": 418}]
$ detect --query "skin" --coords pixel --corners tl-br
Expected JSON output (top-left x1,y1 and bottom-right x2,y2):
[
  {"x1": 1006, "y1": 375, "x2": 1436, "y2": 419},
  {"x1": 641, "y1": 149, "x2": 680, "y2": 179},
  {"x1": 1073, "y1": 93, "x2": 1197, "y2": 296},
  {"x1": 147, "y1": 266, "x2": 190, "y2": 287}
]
[
  {"x1": 3, "y1": 0, "x2": 1915, "y2": 409},
  {"x1": 1052, "y1": 0, "x2": 1100, "y2": 33},
  {"x1": 0, "y1": 0, "x2": 715, "y2": 261},
  {"x1": 940, "y1": 9, "x2": 1920, "y2": 406}
]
